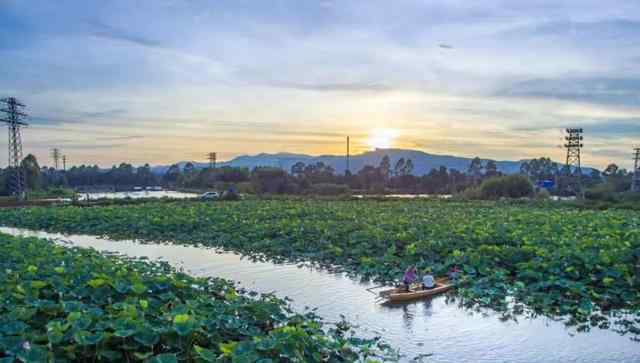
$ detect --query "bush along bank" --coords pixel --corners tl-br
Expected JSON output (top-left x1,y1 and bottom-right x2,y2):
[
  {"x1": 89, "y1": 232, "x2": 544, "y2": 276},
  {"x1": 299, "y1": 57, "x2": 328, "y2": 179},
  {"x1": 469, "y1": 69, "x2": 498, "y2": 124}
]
[
  {"x1": 0, "y1": 233, "x2": 396, "y2": 362},
  {"x1": 1, "y1": 199, "x2": 640, "y2": 338}
]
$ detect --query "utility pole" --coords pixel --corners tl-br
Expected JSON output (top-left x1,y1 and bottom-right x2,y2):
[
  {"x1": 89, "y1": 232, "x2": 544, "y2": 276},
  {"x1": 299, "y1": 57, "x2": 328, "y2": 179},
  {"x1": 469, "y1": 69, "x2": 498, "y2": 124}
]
[
  {"x1": 51, "y1": 148, "x2": 61, "y2": 170},
  {"x1": 633, "y1": 147, "x2": 640, "y2": 192},
  {"x1": 62, "y1": 155, "x2": 67, "y2": 171},
  {"x1": 0, "y1": 97, "x2": 28, "y2": 200},
  {"x1": 564, "y1": 128, "x2": 584, "y2": 196},
  {"x1": 206, "y1": 152, "x2": 217, "y2": 169},
  {"x1": 346, "y1": 136, "x2": 351, "y2": 175}
]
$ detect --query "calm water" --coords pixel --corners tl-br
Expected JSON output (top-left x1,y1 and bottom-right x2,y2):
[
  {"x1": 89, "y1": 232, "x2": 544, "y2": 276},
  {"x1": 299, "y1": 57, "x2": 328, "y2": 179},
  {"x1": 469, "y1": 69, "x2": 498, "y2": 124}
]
[
  {"x1": 78, "y1": 190, "x2": 198, "y2": 200},
  {"x1": 353, "y1": 194, "x2": 453, "y2": 199},
  {"x1": 2, "y1": 227, "x2": 638, "y2": 362}
]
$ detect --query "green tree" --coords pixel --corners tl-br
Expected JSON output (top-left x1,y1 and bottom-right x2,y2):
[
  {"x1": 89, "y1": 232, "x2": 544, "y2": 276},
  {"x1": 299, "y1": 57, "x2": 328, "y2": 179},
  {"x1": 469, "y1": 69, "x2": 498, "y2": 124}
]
[
  {"x1": 21, "y1": 154, "x2": 41, "y2": 190},
  {"x1": 394, "y1": 158, "x2": 405, "y2": 177},
  {"x1": 485, "y1": 160, "x2": 499, "y2": 178},
  {"x1": 136, "y1": 164, "x2": 154, "y2": 187},
  {"x1": 291, "y1": 162, "x2": 305, "y2": 177},
  {"x1": 379, "y1": 155, "x2": 391, "y2": 181},
  {"x1": 403, "y1": 159, "x2": 414, "y2": 176},
  {"x1": 163, "y1": 164, "x2": 181, "y2": 184},
  {"x1": 468, "y1": 157, "x2": 483, "y2": 183},
  {"x1": 603, "y1": 163, "x2": 619, "y2": 177}
]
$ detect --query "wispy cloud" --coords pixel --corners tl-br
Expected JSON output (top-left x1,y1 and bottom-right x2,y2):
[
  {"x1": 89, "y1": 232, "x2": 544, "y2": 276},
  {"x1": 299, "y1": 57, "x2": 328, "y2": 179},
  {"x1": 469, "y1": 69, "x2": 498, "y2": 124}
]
[
  {"x1": 95, "y1": 135, "x2": 144, "y2": 141},
  {"x1": 267, "y1": 80, "x2": 393, "y2": 93},
  {"x1": 511, "y1": 118, "x2": 640, "y2": 138},
  {"x1": 497, "y1": 78, "x2": 640, "y2": 107},
  {"x1": 89, "y1": 21, "x2": 162, "y2": 48},
  {"x1": 79, "y1": 108, "x2": 128, "y2": 119}
]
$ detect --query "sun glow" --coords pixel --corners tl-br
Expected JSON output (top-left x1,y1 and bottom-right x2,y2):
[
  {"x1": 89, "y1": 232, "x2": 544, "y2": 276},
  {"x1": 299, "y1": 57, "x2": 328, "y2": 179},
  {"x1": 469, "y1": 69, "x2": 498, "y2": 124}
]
[{"x1": 367, "y1": 128, "x2": 399, "y2": 149}]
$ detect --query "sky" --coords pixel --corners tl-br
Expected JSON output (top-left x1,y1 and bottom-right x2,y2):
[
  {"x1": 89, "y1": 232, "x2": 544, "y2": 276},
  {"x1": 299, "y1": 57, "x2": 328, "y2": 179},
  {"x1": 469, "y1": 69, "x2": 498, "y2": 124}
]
[{"x1": 1, "y1": 0, "x2": 640, "y2": 169}]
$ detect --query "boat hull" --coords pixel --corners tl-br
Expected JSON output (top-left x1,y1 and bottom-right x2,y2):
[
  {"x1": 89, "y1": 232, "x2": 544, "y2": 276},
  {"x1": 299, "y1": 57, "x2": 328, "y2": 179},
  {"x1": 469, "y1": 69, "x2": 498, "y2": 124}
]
[{"x1": 379, "y1": 278, "x2": 453, "y2": 302}]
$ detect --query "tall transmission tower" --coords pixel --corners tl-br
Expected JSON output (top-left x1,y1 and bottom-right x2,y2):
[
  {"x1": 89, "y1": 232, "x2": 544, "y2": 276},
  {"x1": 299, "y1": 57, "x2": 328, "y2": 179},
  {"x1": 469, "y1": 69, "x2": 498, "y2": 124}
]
[
  {"x1": 564, "y1": 128, "x2": 584, "y2": 195},
  {"x1": 633, "y1": 147, "x2": 640, "y2": 192},
  {"x1": 0, "y1": 97, "x2": 28, "y2": 200},
  {"x1": 207, "y1": 152, "x2": 217, "y2": 169},
  {"x1": 51, "y1": 148, "x2": 61, "y2": 170}
]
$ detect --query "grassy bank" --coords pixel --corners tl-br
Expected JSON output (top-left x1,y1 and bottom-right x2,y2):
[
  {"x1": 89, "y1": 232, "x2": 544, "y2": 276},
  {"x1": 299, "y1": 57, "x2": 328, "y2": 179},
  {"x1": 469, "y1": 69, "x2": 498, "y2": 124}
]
[
  {"x1": 0, "y1": 233, "x2": 394, "y2": 362},
  {"x1": 1, "y1": 199, "x2": 639, "y2": 336}
]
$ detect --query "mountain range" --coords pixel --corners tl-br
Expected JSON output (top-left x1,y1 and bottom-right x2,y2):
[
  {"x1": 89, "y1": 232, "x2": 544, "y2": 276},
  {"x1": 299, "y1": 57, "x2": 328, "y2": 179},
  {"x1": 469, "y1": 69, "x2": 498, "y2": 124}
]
[{"x1": 150, "y1": 148, "x2": 532, "y2": 176}]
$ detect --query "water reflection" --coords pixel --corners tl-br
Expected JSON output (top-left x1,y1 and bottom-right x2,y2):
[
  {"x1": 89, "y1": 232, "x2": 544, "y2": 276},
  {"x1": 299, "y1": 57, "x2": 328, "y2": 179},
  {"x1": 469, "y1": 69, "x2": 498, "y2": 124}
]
[
  {"x1": 77, "y1": 190, "x2": 198, "y2": 200},
  {"x1": 1, "y1": 227, "x2": 638, "y2": 363}
]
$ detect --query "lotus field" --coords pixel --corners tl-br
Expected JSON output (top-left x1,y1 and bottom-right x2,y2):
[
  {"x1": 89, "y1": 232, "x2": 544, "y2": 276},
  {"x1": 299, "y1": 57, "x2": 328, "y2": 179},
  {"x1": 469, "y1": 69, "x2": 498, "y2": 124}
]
[
  {"x1": 0, "y1": 233, "x2": 393, "y2": 362},
  {"x1": 1, "y1": 199, "x2": 639, "y2": 337}
]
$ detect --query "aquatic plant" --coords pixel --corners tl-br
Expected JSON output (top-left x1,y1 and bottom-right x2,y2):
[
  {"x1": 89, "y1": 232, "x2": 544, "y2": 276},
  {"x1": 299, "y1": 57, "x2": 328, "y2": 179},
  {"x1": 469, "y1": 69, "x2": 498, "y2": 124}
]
[
  {"x1": 1, "y1": 199, "x2": 639, "y2": 337},
  {"x1": 0, "y1": 233, "x2": 395, "y2": 362}
]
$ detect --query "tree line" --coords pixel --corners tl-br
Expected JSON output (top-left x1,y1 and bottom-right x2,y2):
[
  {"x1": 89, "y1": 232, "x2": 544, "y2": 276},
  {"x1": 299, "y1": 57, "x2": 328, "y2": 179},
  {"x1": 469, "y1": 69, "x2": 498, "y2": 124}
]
[{"x1": 0, "y1": 154, "x2": 634, "y2": 197}]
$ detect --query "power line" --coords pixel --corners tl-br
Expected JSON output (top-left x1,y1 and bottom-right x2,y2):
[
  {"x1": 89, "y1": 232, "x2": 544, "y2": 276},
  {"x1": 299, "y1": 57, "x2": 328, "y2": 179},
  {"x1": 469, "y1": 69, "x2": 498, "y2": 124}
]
[{"x1": 0, "y1": 97, "x2": 28, "y2": 200}]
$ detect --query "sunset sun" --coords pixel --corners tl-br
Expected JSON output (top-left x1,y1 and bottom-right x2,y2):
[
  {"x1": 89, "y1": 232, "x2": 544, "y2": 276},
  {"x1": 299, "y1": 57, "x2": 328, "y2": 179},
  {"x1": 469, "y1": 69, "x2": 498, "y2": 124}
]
[{"x1": 367, "y1": 128, "x2": 399, "y2": 149}]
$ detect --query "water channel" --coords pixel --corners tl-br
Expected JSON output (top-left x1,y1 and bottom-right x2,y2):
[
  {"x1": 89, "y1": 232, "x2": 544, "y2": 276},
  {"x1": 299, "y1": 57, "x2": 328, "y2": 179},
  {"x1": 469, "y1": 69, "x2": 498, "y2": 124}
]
[
  {"x1": 78, "y1": 190, "x2": 199, "y2": 200},
  {"x1": 1, "y1": 227, "x2": 637, "y2": 362}
]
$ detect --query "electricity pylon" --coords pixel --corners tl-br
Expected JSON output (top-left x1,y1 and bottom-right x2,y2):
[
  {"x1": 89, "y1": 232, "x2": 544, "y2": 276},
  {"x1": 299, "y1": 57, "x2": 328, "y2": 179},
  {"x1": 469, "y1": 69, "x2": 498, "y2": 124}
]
[
  {"x1": 0, "y1": 97, "x2": 28, "y2": 200},
  {"x1": 564, "y1": 128, "x2": 583, "y2": 196},
  {"x1": 207, "y1": 152, "x2": 217, "y2": 169}
]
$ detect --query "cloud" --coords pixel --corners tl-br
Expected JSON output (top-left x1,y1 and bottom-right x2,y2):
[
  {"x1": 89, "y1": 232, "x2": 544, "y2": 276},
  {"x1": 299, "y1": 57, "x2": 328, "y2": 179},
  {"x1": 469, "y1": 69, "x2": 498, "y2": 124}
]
[
  {"x1": 266, "y1": 80, "x2": 393, "y2": 93},
  {"x1": 497, "y1": 78, "x2": 640, "y2": 107},
  {"x1": 27, "y1": 108, "x2": 128, "y2": 126},
  {"x1": 4, "y1": 0, "x2": 640, "y2": 169},
  {"x1": 79, "y1": 108, "x2": 128, "y2": 119},
  {"x1": 511, "y1": 118, "x2": 640, "y2": 139},
  {"x1": 95, "y1": 135, "x2": 144, "y2": 141},
  {"x1": 590, "y1": 148, "x2": 635, "y2": 159},
  {"x1": 89, "y1": 21, "x2": 162, "y2": 48},
  {"x1": 55, "y1": 142, "x2": 130, "y2": 150},
  {"x1": 27, "y1": 116, "x2": 64, "y2": 126}
]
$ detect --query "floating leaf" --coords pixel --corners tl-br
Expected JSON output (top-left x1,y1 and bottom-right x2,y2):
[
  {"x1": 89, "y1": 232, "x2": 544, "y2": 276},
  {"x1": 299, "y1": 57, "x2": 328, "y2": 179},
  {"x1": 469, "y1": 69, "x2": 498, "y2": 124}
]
[{"x1": 145, "y1": 353, "x2": 178, "y2": 363}]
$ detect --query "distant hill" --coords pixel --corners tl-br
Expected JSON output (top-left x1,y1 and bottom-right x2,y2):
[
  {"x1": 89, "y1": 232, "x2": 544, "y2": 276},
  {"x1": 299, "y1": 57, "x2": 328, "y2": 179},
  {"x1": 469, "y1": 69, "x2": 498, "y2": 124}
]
[{"x1": 151, "y1": 148, "x2": 529, "y2": 176}]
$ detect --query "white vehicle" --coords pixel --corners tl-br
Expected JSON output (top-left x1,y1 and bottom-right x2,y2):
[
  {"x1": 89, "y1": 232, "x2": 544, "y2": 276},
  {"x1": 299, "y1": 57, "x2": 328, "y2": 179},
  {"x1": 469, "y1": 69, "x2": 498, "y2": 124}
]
[{"x1": 200, "y1": 191, "x2": 220, "y2": 200}]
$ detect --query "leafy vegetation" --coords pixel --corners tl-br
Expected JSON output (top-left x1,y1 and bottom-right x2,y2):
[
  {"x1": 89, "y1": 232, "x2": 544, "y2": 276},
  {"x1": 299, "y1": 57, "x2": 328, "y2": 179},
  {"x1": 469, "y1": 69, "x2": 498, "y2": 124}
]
[
  {"x1": 1, "y1": 200, "x2": 639, "y2": 337},
  {"x1": 0, "y1": 233, "x2": 394, "y2": 362},
  {"x1": 462, "y1": 174, "x2": 534, "y2": 200}
]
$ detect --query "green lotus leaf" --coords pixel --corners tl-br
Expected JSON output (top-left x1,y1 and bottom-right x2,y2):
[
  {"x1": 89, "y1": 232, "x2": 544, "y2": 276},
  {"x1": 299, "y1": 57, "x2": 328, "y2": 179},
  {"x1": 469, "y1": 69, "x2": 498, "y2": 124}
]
[{"x1": 145, "y1": 353, "x2": 178, "y2": 363}]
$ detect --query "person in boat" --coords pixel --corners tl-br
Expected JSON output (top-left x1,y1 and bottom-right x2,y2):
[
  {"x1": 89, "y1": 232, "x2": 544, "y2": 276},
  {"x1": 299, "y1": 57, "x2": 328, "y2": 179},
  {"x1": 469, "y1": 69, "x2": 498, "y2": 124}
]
[
  {"x1": 422, "y1": 269, "x2": 436, "y2": 290},
  {"x1": 402, "y1": 265, "x2": 417, "y2": 291},
  {"x1": 448, "y1": 265, "x2": 462, "y2": 281}
]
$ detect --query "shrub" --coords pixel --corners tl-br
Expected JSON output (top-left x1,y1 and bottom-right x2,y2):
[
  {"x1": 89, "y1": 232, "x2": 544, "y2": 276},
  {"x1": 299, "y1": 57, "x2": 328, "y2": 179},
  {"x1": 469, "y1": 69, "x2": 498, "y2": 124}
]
[
  {"x1": 310, "y1": 183, "x2": 351, "y2": 196},
  {"x1": 220, "y1": 190, "x2": 241, "y2": 201},
  {"x1": 536, "y1": 188, "x2": 551, "y2": 200},
  {"x1": 479, "y1": 175, "x2": 534, "y2": 199},
  {"x1": 584, "y1": 183, "x2": 618, "y2": 202},
  {"x1": 458, "y1": 186, "x2": 482, "y2": 200}
]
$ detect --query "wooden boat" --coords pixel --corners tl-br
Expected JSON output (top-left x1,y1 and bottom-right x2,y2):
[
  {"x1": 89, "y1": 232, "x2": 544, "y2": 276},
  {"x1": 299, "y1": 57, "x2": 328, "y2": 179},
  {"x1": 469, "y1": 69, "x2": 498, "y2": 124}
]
[{"x1": 378, "y1": 277, "x2": 453, "y2": 303}]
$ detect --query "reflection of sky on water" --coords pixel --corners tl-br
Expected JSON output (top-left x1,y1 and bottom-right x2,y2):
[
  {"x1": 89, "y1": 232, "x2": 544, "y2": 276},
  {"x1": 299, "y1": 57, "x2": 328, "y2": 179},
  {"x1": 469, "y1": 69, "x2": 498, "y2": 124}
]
[
  {"x1": 1, "y1": 227, "x2": 638, "y2": 363},
  {"x1": 78, "y1": 191, "x2": 198, "y2": 200}
]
